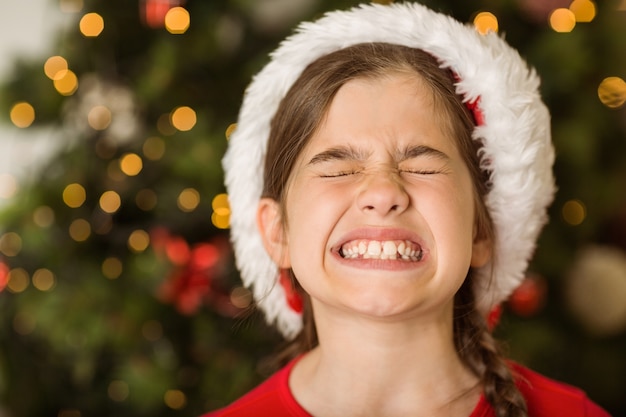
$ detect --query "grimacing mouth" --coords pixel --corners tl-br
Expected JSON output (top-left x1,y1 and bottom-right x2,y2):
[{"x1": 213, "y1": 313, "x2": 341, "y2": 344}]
[{"x1": 338, "y1": 239, "x2": 423, "y2": 261}]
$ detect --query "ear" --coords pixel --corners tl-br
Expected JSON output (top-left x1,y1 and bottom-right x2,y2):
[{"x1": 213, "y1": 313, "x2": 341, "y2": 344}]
[
  {"x1": 257, "y1": 198, "x2": 291, "y2": 268},
  {"x1": 470, "y1": 236, "x2": 492, "y2": 268}
]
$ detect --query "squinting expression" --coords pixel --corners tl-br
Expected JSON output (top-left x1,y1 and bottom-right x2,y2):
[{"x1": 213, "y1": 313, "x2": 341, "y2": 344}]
[{"x1": 277, "y1": 73, "x2": 488, "y2": 322}]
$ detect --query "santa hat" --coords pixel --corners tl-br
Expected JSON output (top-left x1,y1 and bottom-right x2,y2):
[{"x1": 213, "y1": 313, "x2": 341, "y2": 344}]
[{"x1": 223, "y1": 2, "x2": 555, "y2": 339}]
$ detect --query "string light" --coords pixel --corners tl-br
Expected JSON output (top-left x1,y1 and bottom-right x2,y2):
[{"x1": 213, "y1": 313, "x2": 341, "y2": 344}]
[
  {"x1": 164, "y1": 7, "x2": 190, "y2": 34},
  {"x1": 0, "y1": 232, "x2": 22, "y2": 257},
  {"x1": 32, "y1": 268, "x2": 56, "y2": 291},
  {"x1": 473, "y1": 11, "x2": 498, "y2": 35},
  {"x1": 54, "y1": 69, "x2": 79, "y2": 96},
  {"x1": 550, "y1": 8, "x2": 576, "y2": 32},
  {"x1": 33, "y1": 206, "x2": 55, "y2": 227},
  {"x1": 10, "y1": 102, "x2": 36, "y2": 128},
  {"x1": 99, "y1": 190, "x2": 121, "y2": 213},
  {"x1": 69, "y1": 218, "x2": 92, "y2": 242},
  {"x1": 225, "y1": 123, "x2": 237, "y2": 140},
  {"x1": 211, "y1": 193, "x2": 230, "y2": 229},
  {"x1": 44, "y1": 56, "x2": 69, "y2": 80},
  {"x1": 0, "y1": 173, "x2": 18, "y2": 199},
  {"x1": 569, "y1": 0, "x2": 596, "y2": 22},
  {"x1": 170, "y1": 106, "x2": 196, "y2": 131},
  {"x1": 598, "y1": 77, "x2": 626, "y2": 109},
  {"x1": 128, "y1": 229, "x2": 150, "y2": 253},
  {"x1": 87, "y1": 105, "x2": 112, "y2": 130},
  {"x1": 102, "y1": 257, "x2": 123, "y2": 279},
  {"x1": 63, "y1": 183, "x2": 86, "y2": 208},
  {"x1": 562, "y1": 199, "x2": 586, "y2": 226},
  {"x1": 164, "y1": 389, "x2": 186, "y2": 410},
  {"x1": 177, "y1": 188, "x2": 200, "y2": 212},
  {"x1": 7, "y1": 268, "x2": 29, "y2": 293},
  {"x1": 119, "y1": 153, "x2": 143, "y2": 176},
  {"x1": 79, "y1": 12, "x2": 104, "y2": 37}
]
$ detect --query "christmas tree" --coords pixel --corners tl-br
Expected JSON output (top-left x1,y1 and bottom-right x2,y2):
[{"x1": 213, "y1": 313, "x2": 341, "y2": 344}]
[{"x1": 0, "y1": 0, "x2": 625, "y2": 416}]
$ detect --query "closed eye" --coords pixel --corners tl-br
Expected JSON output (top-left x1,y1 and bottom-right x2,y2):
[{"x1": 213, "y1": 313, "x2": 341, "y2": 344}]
[
  {"x1": 400, "y1": 169, "x2": 441, "y2": 175},
  {"x1": 320, "y1": 170, "x2": 360, "y2": 178}
]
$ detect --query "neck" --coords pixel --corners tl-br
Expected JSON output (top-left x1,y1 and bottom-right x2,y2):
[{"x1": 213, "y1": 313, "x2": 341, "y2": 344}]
[{"x1": 290, "y1": 303, "x2": 481, "y2": 417}]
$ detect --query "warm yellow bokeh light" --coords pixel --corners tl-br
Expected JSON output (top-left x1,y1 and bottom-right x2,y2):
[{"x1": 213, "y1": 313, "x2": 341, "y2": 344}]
[
  {"x1": 33, "y1": 205, "x2": 55, "y2": 227},
  {"x1": 177, "y1": 188, "x2": 200, "y2": 212},
  {"x1": 119, "y1": 153, "x2": 143, "y2": 176},
  {"x1": 10, "y1": 102, "x2": 36, "y2": 128},
  {"x1": 598, "y1": 77, "x2": 626, "y2": 109},
  {"x1": 99, "y1": 190, "x2": 121, "y2": 213},
  {"x1": 88, "y1": 105, "x2": 112, "y2": 130},
  {"x1": 170, "y1": 106, "x2": 197, "y2": 131},
  {"x1": 54, "y1": 69, "x2": 79, "y2": 96},
  {"x1": 143, "y1": 136, "x2": 166, "y2": 161},
  {"x1": 69, "y1": 218, "x2": 91, "y2": 242},
  {"x1": 102, "y1": 257, "x2": 123, "y2": 279},
  {"x1": 7, "y1": 268, "x2": 29, "y2": 293},
  {"x1": 570, "y1": 0, "x2": 596, "y2": 22},
  {"x1": 550, "y1": 8, "x2": 576, "y2": 32},
  {"x1": 211, "y1": 193, "x2": 230, "y2": 215},
  {"x1": 165, "y1": 7, "x2": 190, "y2": 34},
  {"x1": 562, "y1": 199, "x2": 586, "y2": 226},
  {"x1": 230, "y1": 286, "x2": 253, "y2": 309},
  {"x1": 474, "y1": 11, "x2": 498, "y2": 35},
  {"x1": 0, "y1": 173, "x2": 18, "y2": 199},
  {"x1": 211, "y1": 212, "x2": 230, "y2": 229},
  {"x1": 32, "y1": 268, "x2": 56, "y2": 291},
  {"x1": 44, "y1": 56, "x2": 69, "y2": 80},
  {"x1": 164, "y1": 389, "x2": 187, "y2": 410},
  {"x1": 128, "y1": 229, "x2": 150, "y2": 253},
  {"x1": 80, "y1": 12, "x2": 104, "y2": 37},
  {"x1": 136, "y1": 189, "x2": 158, "y2": 211},
  {"x1": 63, "y1": 183, "x2": 87, "y2": 208},
  {"x1": 0, "y1": 232, "x2": 22, "y2": 257}
]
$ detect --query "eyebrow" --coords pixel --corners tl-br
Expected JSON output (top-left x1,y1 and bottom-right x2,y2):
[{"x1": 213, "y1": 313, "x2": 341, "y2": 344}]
[{"x1": 308, "y1": 144, "x2": 450, "y2": 165}]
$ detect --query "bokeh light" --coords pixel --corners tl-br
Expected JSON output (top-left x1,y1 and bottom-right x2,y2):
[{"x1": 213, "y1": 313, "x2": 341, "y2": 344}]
[
  {"x1": 170, "y1": 106, "x2": 196, "y2": 131},
  {"x1": 211, "y1": 193, "x2": 230, "y2": 229},
  {"x1": 562, "y1": 199, "x2": 587, "y2": 226},
  {"x1": 44, "y1": 56, "x2": 69, "y2": 80},
  {"x1": 10, "y1": 102, "x2": 35, "y2": 128},
  {"x1": 32, "y1": 268, "x2": 56, "y2": 291},
  {"x1": 119, "y1": 153, "x2": 143, "y2": 176},
  {"x1": 225, "y1": 123, "x2": 237, "y2": 140},
  {"x1": 108, "y1": 380, "x2": 129, "y2": 402},
  {"x1": 135, "y1": 189, "x2": 157, "y2": 211},
  {"x1": 165, "y1": 7, "x2": 190, "y2": 34},
  {"x1": 79, "y1": 12, "x2": 104, "y2": 37},
  {"x1": 69, "y1": 218, "x2": 91, "y2": 242},
  {"x1": 99, "y1": 190, "x2": 121, "y2": 213},
  {"x1": 143, "y1": 136, "x2": 166, "y2": 161},
  {"x1": 87, "y1": 105, "x2": 112, "y2": 130},
  {"x1": 128, "y1": 229, "x2": 150, "y2": 253},
  {"x1": 7, "y1": 268, "x2": 29, "y2": 293},
  {"x1": 598, "y1": 77, "x2": 626, "y2": 109},
  {"x1": 63, "y1": 183, "x2": 86, "y2": 208},
  {"x1": 177, "y1": 188, "x2": 200, "y2": 212},
  {"x1": 550, "y1": 8, "x2": 576, "y2": 32},
  {"x1": 33, "y1": 206, "x2": 55, "y2": 227},
  {"x1": 230, "y1": 286, "x2": 253, "y2": 309},
  {"x1": 0, "y1": 232, "x2": 22, "y2": 257},
  {"x1": 54, "y1": 69, "x2": 79, "y2": 96},
  {"x1": 164, "y1": 389, "x2": 186, "y2": 410},
  {"x1": 473, "y1": 11, "x2": 498, "y2": 35},
  {"x1": 102, "y1": 257, "x2": 123, "y2": 279},
  {"x1": 570, "y1": 0, "x2": 596, "y2": 22}
]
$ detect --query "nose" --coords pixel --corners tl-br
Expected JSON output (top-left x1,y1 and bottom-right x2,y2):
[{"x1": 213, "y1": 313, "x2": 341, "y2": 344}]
[{"x1": 356, "y1": 171, "x2": 409, "y2": 216}]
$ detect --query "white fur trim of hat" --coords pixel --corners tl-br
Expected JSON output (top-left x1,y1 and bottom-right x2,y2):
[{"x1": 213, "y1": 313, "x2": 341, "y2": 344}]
[{"x1": 223, "y1": 2, "x2": 556, "y2": 339}]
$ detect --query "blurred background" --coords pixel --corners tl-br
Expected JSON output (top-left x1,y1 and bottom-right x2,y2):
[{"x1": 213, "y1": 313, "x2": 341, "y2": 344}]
[{"x1": 0, "y1": 0, "x2": 625, "y2": 416}]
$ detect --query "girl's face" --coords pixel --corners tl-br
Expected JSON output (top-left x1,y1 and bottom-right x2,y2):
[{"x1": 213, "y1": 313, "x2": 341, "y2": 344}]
[{"x1": 259, "y1": 73, "x2": 490, "y2": 323}]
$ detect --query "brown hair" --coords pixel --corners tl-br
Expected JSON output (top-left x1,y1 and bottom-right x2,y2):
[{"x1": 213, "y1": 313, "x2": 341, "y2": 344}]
[{"x1": 262, "y1": 43, "x2": 527, "y2": 417}]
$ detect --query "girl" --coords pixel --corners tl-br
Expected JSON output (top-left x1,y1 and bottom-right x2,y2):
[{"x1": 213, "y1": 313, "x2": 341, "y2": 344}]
[{"x1": 206, "y1": 3, "x2": 611, "y2": 417}]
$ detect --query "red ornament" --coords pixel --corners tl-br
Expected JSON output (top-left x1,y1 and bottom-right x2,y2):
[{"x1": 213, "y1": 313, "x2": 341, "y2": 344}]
[
  {"x1": 0, "y1": 260, "x2": 9, "y2": 292},
  {"x1": 507, "y1": 274, "x2": 547, "y2": 317},
  {"x1": 140, "y1": 0, "x2": 185, "y2": 28}
]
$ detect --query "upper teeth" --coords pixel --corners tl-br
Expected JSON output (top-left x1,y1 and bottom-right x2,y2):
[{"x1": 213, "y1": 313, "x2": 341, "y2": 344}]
[{"x1": 340, "y1": 239, "x2": 422, "y2": 261}]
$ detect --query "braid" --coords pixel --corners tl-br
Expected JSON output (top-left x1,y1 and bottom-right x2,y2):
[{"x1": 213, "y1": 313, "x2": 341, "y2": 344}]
[{"x1": 455, "y1": 278, "x2": 528, "y2": 417}]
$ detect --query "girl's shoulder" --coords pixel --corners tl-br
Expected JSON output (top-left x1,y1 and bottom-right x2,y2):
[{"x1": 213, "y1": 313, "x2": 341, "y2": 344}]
[
  {"x1": 510, "y1": 362, "x2": 612, "y2": 417},
  {"x1": 202, "y1": 358, "x2": 310, "y2": 417}
]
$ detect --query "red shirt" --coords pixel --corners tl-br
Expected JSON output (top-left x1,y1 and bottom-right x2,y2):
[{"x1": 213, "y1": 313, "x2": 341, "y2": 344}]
[{"x1": 204, "y1": 359, "x2": 611, "y2": 417}]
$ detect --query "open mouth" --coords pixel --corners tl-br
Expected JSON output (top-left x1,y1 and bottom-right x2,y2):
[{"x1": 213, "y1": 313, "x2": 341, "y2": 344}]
[{"x1": 339, "y1": 239, "x2": 423, "y2": 261}]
